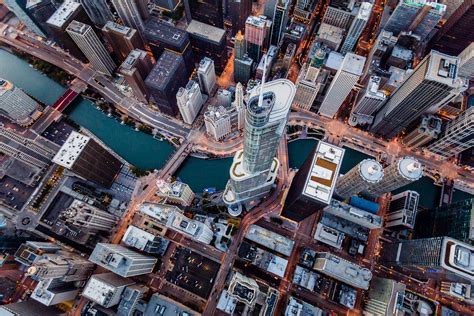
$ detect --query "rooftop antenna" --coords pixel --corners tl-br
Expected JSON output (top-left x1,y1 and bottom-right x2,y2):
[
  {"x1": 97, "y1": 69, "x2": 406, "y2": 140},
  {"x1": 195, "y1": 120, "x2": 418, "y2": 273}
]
[{"x1": 258, "y1": 55, "x2": 268, "y2": 108}]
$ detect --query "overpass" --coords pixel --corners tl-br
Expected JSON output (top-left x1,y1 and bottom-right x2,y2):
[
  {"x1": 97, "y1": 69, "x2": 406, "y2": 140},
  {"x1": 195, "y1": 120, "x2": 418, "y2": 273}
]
[{"x1": 52, "y1": 88, "x2": 79, "y2": 112}]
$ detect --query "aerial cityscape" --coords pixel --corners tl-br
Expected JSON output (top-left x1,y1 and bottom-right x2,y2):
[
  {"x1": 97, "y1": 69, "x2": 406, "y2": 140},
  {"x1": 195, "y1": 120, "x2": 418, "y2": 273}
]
[{"x1": 0, "y1": 0, "x2": 472, "y2": 315}]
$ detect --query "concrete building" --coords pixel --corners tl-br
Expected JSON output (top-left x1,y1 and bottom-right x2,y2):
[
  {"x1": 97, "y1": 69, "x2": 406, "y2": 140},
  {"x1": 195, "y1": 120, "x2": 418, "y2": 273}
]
[
  {"x1": 102, "y1": 21, "x2": 144, "y2": 63},
  {"x1": 145, "y1": 293, "x2": 197, "y2": 315},
  {"x1": 82, "y1": 273, "x2": 135, "y2": 308},
  {"x1": 217, "y1": 89, "x2": 232, "y2": 107},
  {"x1": 349, "y1": 76, "x2": 386, "y2": 126},
  {"x1": 204, "y1": 105, "x2": 232, "y2": 141},
  {"x1": 155, "y1": 179, "x2": 195, "y2": 206},
  {"x1": 322, "y1": 5, "x2": 354, "y2": 30},
  {"x1": 324, "y1": 199, "x2": 383, "y2": 229},
  {"x1": 245, "y1": 225, "x2": 294, "y2": 256},
  {"x1": 385, "y1": 190, "x2": 419, "y2": 229},
  {"x1": 335, "y1": 159, "x2": 384, "y2": 199},
  {"x1": 293, "y1": 48, "x2": 326, "y2": 110},
  {"x1": 177, "y1": 80, "x2": 204, "y2": 125},
  {"x1": 0, "y1": 300, "x2": 66, "y2": 316},
  {"x1": 183, "y1": 0, "x2": 223, "y2": 28},
  {"x1": 316, "y1": 23, "x2": 344, "y2": 51},
  {"x1": 381, "y1": 237, "x2": 474, "y2": 282},
  {"x1": 89, "y1": 243, "x2": 157, "y2": 277},
  {"x1": 458, "y1": 43, "x2": 474, "y2": 78},
  {"x1": 0, "y1": 79, "x2": 42, "y2": 126},
  {"x1": 363, "y1": 277, "x2": 406, "y2": 316},
  {"x1": 282, "y1": 142, "x2": 345, "y2": 222},
  {"x1": 268, "y1": 0, "x2": 290, "y2": 46},
  {"x1": 234, "y1": 83, "x2": 246, "y2": 131},
  {"x1": 122, "y1": 225, "x2": 170, "y2": 256},
  {"x1": 427, "y1": 107, "x2": 474, "y2": 159},
  {"x1": 25, "y1": 0, "x2": 57, "y2": 38},
  {"x1": 318, "y1": 53, "x2": 365, "y2": 118},
  {"x1": 79, "y1": 0, "x2": 113, "y2": 26},
  {"x1": 402, "y1": 115, "x2": 442, "y2": 148},
  {"x1": 314, "y1": 223, "x2": 345, "y2": 249},
  {"x1": 313, "y1": 252, "x2": 372, "y2": 289},
  {"x1": 31, "y1": 279, "x2": 79, "y2": 306},
  {"x1": 340, "y1": 2, "x2": 372, "y2": 55},
  {"x1": 119, "y1": 49, "x2": 153, "y2": 103},
  {"x1": 66, "y1": 21, "x2": 116, "y2": 76},
  {"x1": 371, "y1": 50, "x2": 464, "y2": 138},
  {"x1": 285, "y1": 297, "x2": 325, "y2": 316},
  {"x1": 245, "y1": 15, "x2": 272, "y2": 62},
  {"x1": 52, "y1": 131, "x2": 122, "y2": 188},
  {"x1": 234, "y1": 31, "x2": 253, "y2": 84},
  {"x1": 110, "y1": 0, "x2": 149, "y2": 37},
  {"x1": 60, "y1": 200, "x2": 118, "y2": 232},
  {"x1": 197, "y1": 57, "x2": 217, "y2": 96},
  {"x1": 223, "y1": 77, "x2": 296, "y2": 214},
  {"x1": 145, "y1": 51, "x2": 189, "y2": 116},
  {"x1": 228, "y1": 0, "x2": 252, "y2": 36},
  {"x1": 4, "y1": 0, "x2": 47, "y2": 36},
  {"x1": 367, "y1": 157, "x2": 423, "y2": 196}
]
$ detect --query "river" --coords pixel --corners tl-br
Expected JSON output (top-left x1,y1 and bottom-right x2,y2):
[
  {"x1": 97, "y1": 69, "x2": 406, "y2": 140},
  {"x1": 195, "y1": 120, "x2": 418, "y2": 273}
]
[{"x1": 0, "y1": 49, "x2": 471, "y2": 209}]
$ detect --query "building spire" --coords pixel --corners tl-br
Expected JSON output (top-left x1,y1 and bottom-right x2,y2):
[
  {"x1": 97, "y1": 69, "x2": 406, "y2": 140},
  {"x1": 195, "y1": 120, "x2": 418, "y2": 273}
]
[{"x1": 258, "y1": 55, "x2": 268, "y2": 107}]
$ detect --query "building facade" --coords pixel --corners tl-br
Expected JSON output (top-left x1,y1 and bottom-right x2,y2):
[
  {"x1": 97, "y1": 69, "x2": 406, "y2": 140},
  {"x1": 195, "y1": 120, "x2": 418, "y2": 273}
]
[
  {"x1": 177, "y1": 80, "x2": 204, "y2": 125},
  {"x1": 102, "y1": 21, "x2": 144, "y2": 63}
]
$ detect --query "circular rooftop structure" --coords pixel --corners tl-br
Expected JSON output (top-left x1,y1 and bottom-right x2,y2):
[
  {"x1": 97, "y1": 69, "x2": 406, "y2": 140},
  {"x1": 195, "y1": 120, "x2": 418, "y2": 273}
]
[
  {"x1": 398, "y1": 157, "x2": 423, "y2": 180},
  {"x1": 358, "y1": 159, "x2": 384, "y2": 183}
]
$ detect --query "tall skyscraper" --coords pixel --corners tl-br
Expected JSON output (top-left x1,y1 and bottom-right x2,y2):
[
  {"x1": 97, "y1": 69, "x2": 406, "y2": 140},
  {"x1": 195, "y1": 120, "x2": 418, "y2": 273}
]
[
  {"x1": 102, "y1": 21, "x2": 144, "y2": 63},
  {"x1": 119, "y1": 49, "x2": 153, "y2": 103},
  {"x1": 145, "y1": 51, "x2": 189, "y2": 116},
  {"x1": 4, "y1": 0, "x2": 47, "y2": 36},
  {"x1": 177, "y1": 80, "x2": 204, "y2": 125},
  {"x1": 335, "y1": 159, "x2": 384, "y2": 199},
  {"x1": 457, "y1": 43, "x2": 474, "y2": 79},
  {"x1": 322, "y1": 5, "x2": 354, "y2": 30},
  {"x1": 25, "y1": 0, "x2": 57, "y2": 37},
  {"x1": 89, "y1": 243, "x2": 157, "y2": 277},
  {"x1": 223, "y1": 75, "x2": 296, "y2": 215},
  {"x1": 268, "y1": 0, "x2": 290, "y2": 46},
  {"x1": 402, "y1": 115, "x2": 442, "y2": 148},
  {"x1": 245, "y1": 15, "x2": 272, "y2": 62},
  {"x1": 381, "y1": 237, "x2": 474, "y2": 283},
  {"x1": 367, "y1": 157, "x2": 423, "y2": 196},
  {"x1": 82, "y1": 273, "x2": 135, "y2": 308},
  {"x1": 415, "y1": 198, "x2": 474, "y2": 244},
  {"x1": 234, "y1": 83, "x2": 246, "y2": 131},
  {"x1": 428, "y1": 1, "x2": 474, "y2": 56},
  {"x1": 349, "y1": 76, "x2": 386, "y2": 125},
  {"x1": 204, "y1": 106, "x2": 232, "y2": 141},
  {"x1": 228, "y1": 0, "x2": 252, "y2": 36},
  {"x1": 110, "y1": 0, "x2": 149, "y2": 37},
  {"x1": 234, "y1": 31, "x2": 253, "y2": 84},
  {"x1": 66, "y1": 21, "x2": 117, "y2": 76},
  {"x1": 340, "y1": 2, "x2": 372, "y2": 55},
  {"x1": 385, "y1": 190, "x2": 419, "y2": 229},
  {"x1": 78, "y1": 0, "x2": 113, "y2": 26},
  {"x1": 60, "y1": 200, "x2": 118, "y2": 232},
  {"x1": 0, "y1": 79, "x2": 42, "y2": 126},
  {"x1": 318, "y1": 53, "x2": 365, "y2": 118},
  {"x1": 363, "y1": 278, "x2": 406, "y2": 316},
  {"x1": 427, "y1": 107, "x2": 474, "y2": 159},
  {"x1": 196, "y1": 58, "x2": 216, "y2": 97},
  {"x1": 52, "y1": 131, "x2": 122, "y2": 188},
  {"x1": 183, "y1": 0, "x2": 224, "y2": 27},
  {"x1": 383, "y1": 0, "x2": 446, "y2": 39},
  {"x1": 371, "y1": 51, "x2": 464, "y2": 138},
  {"x1": 282, "y1": 142, "x2": 345, "y2": 222}
]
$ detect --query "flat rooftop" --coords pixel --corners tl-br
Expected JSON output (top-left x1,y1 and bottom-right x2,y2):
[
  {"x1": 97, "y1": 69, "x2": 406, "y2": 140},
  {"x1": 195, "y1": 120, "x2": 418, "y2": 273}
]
[
  {"x1": 120, "y1": 49, "x2": 147, "y2": 72},
  {"x1": 103, "y1": 21, "x2": 134, "y2": 36},
  {"x1": 341, "y1": 53, "x2": 366, "y2": 76},
  {"x1": 145, "y1": 51, "x2": 183, "y2": 90},
  {"x1": 246, "y1": 15, "x2": 271, "y2": 28},
  {"x1": 46, "y1": 0, "x2": 80, "y2": 28},
  {"x1": 303, "y1": 141, "x2": 344, "y2": 205},
  {"x1": 144, "y1": 18, "x2": 188, "y2": 48},
  {"x1": 245, "y1": 225, "x2": 294, "y2": 256},
  {"x1": 52, "y1": 131, "x2": 90, "y2": 169},
  {"x1": 66, "y1": 20, "x2": 90, "y2": 35},
  {"x1": 426, "y1": 50, "x2": 461, "y2": 86},
  {"x1": 145, "y1": 293, "x2": 197, "y2": 316},
  {"x1": 186, "y1": 19, "x2": 226, "y2": 43}
]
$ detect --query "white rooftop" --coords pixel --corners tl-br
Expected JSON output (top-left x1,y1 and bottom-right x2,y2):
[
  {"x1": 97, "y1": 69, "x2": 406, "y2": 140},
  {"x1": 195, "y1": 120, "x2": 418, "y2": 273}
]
[
  {"x1": 245, "y1": 225, "x2": 294, "y2": 256},
  {"x1": 266, "y1": 255, "x2": 288, "y2": 277},
  {"x1": 358, "y1": 159, "x2": 384, "y2": 183},
  {"x1": 82, "y1": 277, "x2": 118, "y2": 305},
  {"x1": 397, "y1": 157, "x2": 423, "y2": 181},
  {"x1": 186, "y1": 19, "x2": 225, "y2": 43},
  {"x1": 341, "y1": 53, "x2": 366, "y2": 76},
  {"x1": 52, "y1": 131, "x2": 90, "y2": 169},
  {"x1": 426, "y1": 50, "x2": 461, "y2": 86},
  {"x1": 122, "y1": 225, "x2": 156, "y2": 251},
  {"x1": 46, "y1": 0, "x2": 81, "y2": 28}
]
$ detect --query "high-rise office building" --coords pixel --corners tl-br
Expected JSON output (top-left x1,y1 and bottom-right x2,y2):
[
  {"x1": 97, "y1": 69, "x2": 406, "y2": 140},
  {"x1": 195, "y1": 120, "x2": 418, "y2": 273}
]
[
  {"x1": 25, "y1": 0, "x2": 57, "y2": 37},
  {"x1": 322, "y1": 5, "x2": 354, "y2": 30},
  {"x1": 177, "y1": 80, "x2": 204, "y2": 125},
  {"x1": 122, "y1": 225, "x2": 170, "y2": 255},
  {"x1": 46, "y1": 0, "x2": 91, "y2": 61},
  {"x1": 110, "y1": 0, "x2": 149, "y2": 37},
  {"x1": 458, "y1": 43, "x2": 474, "y2": 79},
  {"x1": 228, "y1": 0, "x2": 252, "y2": 36},
  {"x1": 235, "y1": 83, "x2": 246, "y2": 130},
  {"x1": 385, "y1": 190, "x2": 419, "y2": 229},
  {"x1": 340, "y1": 2, "x2": 372, "y2": 55},
  {"x1": 335, "y1": 159, "x2": 383, "y2": 199},
  {"x1": 52, "y1": 131, "x2": 122, "y2": 188},
  {"x1": 4, "y1": 0, "x2": 47, "y2": 36},
  {"x1": 89, "y1": 243, "x2": 157, "y2": 277},
  {"x1": 197, "y1": 57, "x2": 217, "y2": 96},
  {"x1": 144, "y1": 18, "x2": 194, "y2": 74},
  {"x1": 349, "y1": 76, "x2": 386, "y2": 125},
  {"x1": 428, "y1": 1, "x2": 474, "y2": 56},
  {"x1": 31, "y1": 279, "x2": 80, "y2": 306},
  {"x1": 102, "y1": 21, "x2": 144, "y2": 63},
  {"x1": 245, "y1": 15, "x2": 272, "y2": 62},
  {"x1": 402, "y1": 115, "x2": 442, "y2": 148},
  {"x1": 0, "y1": 79, "x2": 42, "y2": 126},
  {"x1": 66, "y1": 21, "x2": 117, "y2": 76},
  {"x1": 282, "y1": 142, "x2": 345, "y2": 222},
  {"x1": 362, "y1": 30, "x2": 397, "y2": 79},
  {"x1": 223, "y1": 77, "x2": 296, "y2": 215},
  {"x1": 268, "y1": 0, "x2": 290, "y2": 46},
  {"x1": 204, "y1": 105, "x2": 232, "y2": 141},
  {"x1": 371, "y1": 51, "x2": 464, "y2": 138},
  {"x1": 318, "y1": 53, "x2": 365, "y2": 118},
  {"x1": 234, "y1": 31, "x2": 253, "y2": 84},
  {"x1": 78, "y1": 0, "x2": 113, "y2": 26},
  {"x1": 145, "y1": 51, "x2": 189, "y2": 116},
  {"x1": 367, "y1": 157, "x2": 423, "y2": 196},
  {"x1": 416, "y1": 198, "x2": 474, "y2": 244},
  {"x1": 82, "y1": 273, "x2": 135, "y2": 308},
  {"x1": 294, "y1": 0, "x2": 317, "y2": 22},
  {"x1": 119, "y1": 49, "x2": 153, "y2": 103},
  {"x1": 60, "y1": 200, "x2": 118, "y2": 232},
  {"x1": 380, "y1": 237, "x2": 474, "y2": 282},
  {"x1": 384, "y1": 0, "x2": 446, "y2": 39},
  {"x1": 427, "y1": 107, "x2": 474, "y2": 159},
  {"x1": 156, "y1": 179, "x2": 195, "y2": 206},
  {"x1": 183, "y1": 0, "x2": 223, "y2": 28},
  {"x1": 323, "y1": 199, "x2": 383, "y2": 230},
  {"x1": 363, "y1": 277, "x2": 406, "y2": 316}
]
